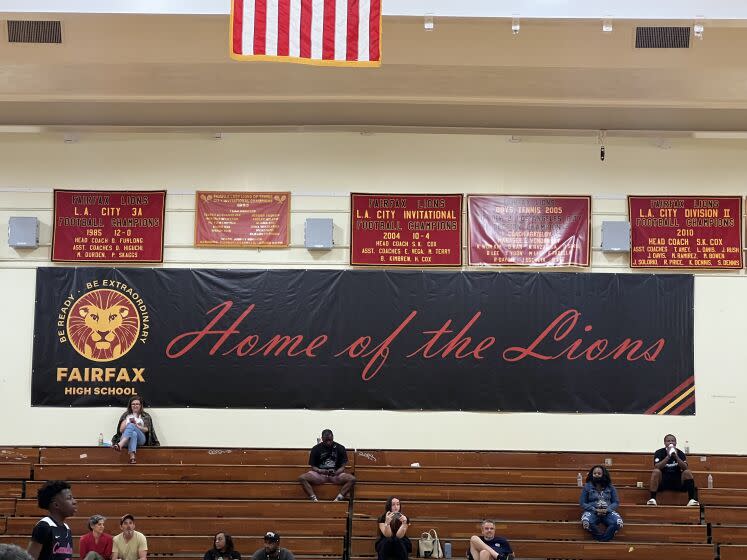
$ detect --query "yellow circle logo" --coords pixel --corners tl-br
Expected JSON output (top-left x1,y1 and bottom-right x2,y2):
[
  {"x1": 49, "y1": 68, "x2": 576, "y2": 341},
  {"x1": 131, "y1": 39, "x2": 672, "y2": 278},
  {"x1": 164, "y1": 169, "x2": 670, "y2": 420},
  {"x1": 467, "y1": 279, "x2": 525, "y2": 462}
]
[{"x1": 66, "y1": 289, "x2": 140, "y2": 362}]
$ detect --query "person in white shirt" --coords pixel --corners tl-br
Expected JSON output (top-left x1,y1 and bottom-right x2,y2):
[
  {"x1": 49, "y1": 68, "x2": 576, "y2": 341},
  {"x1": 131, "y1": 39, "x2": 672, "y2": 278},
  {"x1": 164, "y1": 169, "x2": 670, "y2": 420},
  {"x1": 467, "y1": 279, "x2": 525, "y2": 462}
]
[{"x1": 111, "y1": 396, "x2": 159, "y2": 463}]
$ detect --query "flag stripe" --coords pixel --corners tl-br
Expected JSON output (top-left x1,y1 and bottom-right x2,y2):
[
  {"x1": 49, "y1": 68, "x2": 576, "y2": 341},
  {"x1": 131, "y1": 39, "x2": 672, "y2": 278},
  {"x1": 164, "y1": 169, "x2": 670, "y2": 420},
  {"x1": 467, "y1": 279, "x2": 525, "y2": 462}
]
[
  {"x1": 234, "y1": 0, "x2": 380, "y2": 64},
  {"x1": 266, "y1": 0, "x2": 279, "y2": 55},
  {"x1": 310, "y1": 0, "x2": 324, "y2": 60},
  {"x1": 345, "y1": 0, "x2": 358, "y2": 61},
  {"x1": 300, "y1": 0, "x2": 312, "y2": 58},
  {"x1": 289, "y1": 0, "x2": 301, "y2": 57},
  {"x1": 233, "y1": 0, "x2": 244, "y2": 54},
  {"x1": 368, "y1": 0, "x2": 380, "y2": 61},
  {"x1": 253, "y1": 0, "x2": 267, "y2": 55},
  {"x1": 242, "y1": 0, "x2": 256, "y2": 55},
  {"x1": 357, "y1": 0, "x2": 370, "y2": 61},
  {"x1": 322, "y1": 0, "x2": 336, "y2": 60},
  {"x1": 277, "y1": 0, "x2": 290, "y2": 55},
  {"x1": 334, "y1": 0, "x2": 347, "y2": 60}
]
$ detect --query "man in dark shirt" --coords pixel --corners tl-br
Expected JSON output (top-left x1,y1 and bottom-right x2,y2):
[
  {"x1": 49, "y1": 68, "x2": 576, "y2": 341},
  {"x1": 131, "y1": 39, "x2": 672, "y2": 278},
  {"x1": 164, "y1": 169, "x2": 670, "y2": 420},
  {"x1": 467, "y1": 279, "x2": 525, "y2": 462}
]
[
  {"x1": 647, "y1": 433, "x2": 698, "y2": 506},
  {"x1": 468, "y1": 520, "x2": 513, "y2": 560},
  {"x1": 27, "y1": 480, "x2": 77, "y2": 560},
  {"x1": 298, "y1": 429, "x2": 356, "y2": 502},
  {"x1": 250, "y1": 532, "x2": 294, "y2": 560}
]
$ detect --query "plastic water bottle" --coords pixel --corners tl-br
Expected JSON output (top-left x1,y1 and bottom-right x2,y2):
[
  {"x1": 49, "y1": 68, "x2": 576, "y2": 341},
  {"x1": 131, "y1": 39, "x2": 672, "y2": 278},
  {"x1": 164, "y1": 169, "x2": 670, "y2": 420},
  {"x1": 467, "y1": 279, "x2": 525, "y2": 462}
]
[
  {"x1": 443, "y1": 542, "x2": 452, "y2": 559},
  {"x1": 684, "y1": 440, "x2": 690, "y2": 454},
  {"x1": 97, "y1": 433, "x2": 104, "y2": 446},
  {"x1": 577, "y1": 473, "x2": 583, "y2": 487},
  {"x1": 708, "y1": 473, "x2": 714, "y2": 489}
]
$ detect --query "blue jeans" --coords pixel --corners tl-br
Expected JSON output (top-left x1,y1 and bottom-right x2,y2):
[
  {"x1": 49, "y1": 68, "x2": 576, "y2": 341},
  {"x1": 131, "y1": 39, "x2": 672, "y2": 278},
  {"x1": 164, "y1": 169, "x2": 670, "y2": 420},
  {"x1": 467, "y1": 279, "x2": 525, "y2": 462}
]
[
  {"x1": 122, "y1": 423, "x2": 146, "y2": 452},
  {"x1": 581, "y1": 510, "x2": 623, "y2": 542}
]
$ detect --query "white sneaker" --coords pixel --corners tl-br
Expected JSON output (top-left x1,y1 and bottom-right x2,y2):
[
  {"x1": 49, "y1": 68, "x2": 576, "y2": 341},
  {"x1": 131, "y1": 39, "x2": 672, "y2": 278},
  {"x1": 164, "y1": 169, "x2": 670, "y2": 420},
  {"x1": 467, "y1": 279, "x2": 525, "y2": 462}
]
[
  {"x1": 687, "y1": 499, "x2": 700, "y2": 506},
  {"x1": 646, "y1": 498, "x2": 657, "y2": 505}
]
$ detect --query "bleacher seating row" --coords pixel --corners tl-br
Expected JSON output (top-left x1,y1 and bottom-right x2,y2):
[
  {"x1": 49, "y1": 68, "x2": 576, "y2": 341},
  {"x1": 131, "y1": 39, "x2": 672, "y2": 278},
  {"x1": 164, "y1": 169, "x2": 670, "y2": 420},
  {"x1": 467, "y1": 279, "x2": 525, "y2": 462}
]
[{"x1": 2, "y1": 447, "x2": 747, "y2": 560}]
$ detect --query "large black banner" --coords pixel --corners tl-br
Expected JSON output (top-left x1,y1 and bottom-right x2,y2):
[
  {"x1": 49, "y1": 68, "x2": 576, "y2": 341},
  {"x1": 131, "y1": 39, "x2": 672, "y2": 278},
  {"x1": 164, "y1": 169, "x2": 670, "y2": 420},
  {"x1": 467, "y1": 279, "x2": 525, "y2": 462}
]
[{"x1": 32, "y1": 268, "x2": 695, "y2": 414}]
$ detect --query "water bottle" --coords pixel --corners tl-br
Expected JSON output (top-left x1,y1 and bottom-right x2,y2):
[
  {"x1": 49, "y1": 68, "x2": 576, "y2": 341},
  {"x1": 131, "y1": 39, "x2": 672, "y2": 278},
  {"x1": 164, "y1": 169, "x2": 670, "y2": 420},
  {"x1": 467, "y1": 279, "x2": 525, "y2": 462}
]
[
  {"x1": 443, "y1": 542, "x2": 452, "y2": 559},
  {"x1": 708, "y1": 473, "x2": 713, "y2": 489},
  {"x1": 684, "y1": 440, "x2": 690, "y2": 454},
  {"x1": 577, "y1": 473, "x2": 583, "y2": 487},
  {"x1": 97, "y1": 433, "x2": 104, "y2": 446}
]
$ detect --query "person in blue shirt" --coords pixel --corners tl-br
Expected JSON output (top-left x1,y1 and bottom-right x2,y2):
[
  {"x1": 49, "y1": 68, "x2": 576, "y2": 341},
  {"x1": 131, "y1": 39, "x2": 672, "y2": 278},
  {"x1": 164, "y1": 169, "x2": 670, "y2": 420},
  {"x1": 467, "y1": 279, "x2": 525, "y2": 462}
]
[
  {"x1": 467, "y1": 520, "x2": 513, "y2": 560},
  {"x1": 579, "y1": 465, "x2": 623, "y2": 542}
]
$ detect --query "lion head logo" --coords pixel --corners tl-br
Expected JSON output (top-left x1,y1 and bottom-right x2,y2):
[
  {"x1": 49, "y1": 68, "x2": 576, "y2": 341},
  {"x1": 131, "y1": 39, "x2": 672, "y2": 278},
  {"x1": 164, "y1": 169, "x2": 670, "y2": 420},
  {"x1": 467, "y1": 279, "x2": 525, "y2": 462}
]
[{"x1": 67, "y1": 289, "x2": 140, "y2": 362}]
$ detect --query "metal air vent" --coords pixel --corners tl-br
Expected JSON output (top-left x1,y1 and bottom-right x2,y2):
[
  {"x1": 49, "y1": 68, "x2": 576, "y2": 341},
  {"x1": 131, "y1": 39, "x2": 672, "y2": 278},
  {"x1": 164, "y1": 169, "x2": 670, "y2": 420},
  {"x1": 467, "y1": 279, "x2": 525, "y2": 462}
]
[
  {"x1": 635, "y1": 26, "x2": 690, "y2": 49},
  {"x1": 7, "y1": 20, "x2": 62, "y2": 44}
]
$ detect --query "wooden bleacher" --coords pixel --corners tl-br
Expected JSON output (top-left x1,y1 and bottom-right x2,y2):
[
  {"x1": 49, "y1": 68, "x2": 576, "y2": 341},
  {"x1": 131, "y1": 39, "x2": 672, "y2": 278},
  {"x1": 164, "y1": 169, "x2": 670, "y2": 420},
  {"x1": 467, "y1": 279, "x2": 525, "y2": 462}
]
[
  {"x1": 1, "y1": 447, "x2": 348, "y2": 560},
  {"x1": 3, "y1": 446, "x2": 747, "y2": 559}
]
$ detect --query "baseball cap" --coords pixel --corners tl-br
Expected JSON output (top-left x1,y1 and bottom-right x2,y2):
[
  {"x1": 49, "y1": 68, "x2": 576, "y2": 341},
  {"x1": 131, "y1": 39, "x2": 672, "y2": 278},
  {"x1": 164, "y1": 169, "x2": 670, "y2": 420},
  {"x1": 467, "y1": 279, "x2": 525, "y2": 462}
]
[
  {"x1": 263, "y1": 532, "x2": 280, "y2": 542},
  {"x1": 120, "y1": 514, "x2": 135, "y2": 524}
]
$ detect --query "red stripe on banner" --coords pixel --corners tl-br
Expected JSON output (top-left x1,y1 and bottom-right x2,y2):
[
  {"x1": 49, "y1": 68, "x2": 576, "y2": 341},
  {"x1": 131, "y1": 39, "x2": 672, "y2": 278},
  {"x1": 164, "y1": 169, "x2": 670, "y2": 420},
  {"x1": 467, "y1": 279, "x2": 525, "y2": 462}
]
[
  {"x1": 346, "y1": 0, "x2": 359, "y2": 60},
  {"x1": 670, "y1": 395, "x2": 696, "y2": 416},
  {"x1": 644, "y1": 375, "x2": 695, "y2": 414},
  {"x1": 254, "y1": 0, "x2": 267, "y2": 55},
  {"x1": 277, "y1": 0, "x2": 291, "y2": 56},
  {"x1": 232, "y1": 0, "x2": 244, "y2": 54},
  {"x1": 368, "y1": 0, "x2": 381, "y2": 61},
  {"x1": 322, "y1": 0, "x2": 336, "y2": 60},
  {"x1": 300, "y1": 0, "x2": 312, "y2": 58}
]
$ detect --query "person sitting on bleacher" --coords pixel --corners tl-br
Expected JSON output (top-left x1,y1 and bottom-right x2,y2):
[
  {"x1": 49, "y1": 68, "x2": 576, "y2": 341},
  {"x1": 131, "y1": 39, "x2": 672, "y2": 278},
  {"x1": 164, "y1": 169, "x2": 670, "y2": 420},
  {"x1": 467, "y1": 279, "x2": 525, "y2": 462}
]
[
  {"x1": 250, "y1": 532, "x2": 294, "y2": 560},
  {"x1": 298, "y1": 429, "x2": 355, "y2": 502},
  {"x1": 647, "y1": 434, "x2": 698, "y2": 506},
  {"x1": 111, "y1": 515, "x2": 147, "y2": 560},
  {"x1": 468, "y1": 520, "x2": 513, "y2": 560},
  {"x1": 26, "y1": 481, "x2": 76, "y2": 560},
  {"x1": 579, "y1": 465, "x2": 623, "y2": 542},
  {"x1": 204, "y1": 532, "x2": 241, "y2": 560},
  {"x1": 375, "y1": 497, "x2": 412, "y2": 560},
  {"x1": 111, "y1": 396, "x2": 160, "y2": 464},
  {"x1": 79, "y1": 515, "x2": 113, "y2": 560}
]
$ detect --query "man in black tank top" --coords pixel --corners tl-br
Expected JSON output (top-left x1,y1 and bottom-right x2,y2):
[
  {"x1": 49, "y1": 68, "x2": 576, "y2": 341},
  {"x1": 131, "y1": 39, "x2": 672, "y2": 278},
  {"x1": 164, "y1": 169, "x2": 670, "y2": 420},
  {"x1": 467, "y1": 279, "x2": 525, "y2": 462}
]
[{"x1": 27, "y1": 481, "x2": 77, "y2": 560}]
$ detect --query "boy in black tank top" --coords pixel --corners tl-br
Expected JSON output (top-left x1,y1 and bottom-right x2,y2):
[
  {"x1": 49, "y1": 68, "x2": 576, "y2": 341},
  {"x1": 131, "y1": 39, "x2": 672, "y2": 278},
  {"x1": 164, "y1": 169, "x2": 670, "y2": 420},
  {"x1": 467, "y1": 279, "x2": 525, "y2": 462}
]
[{"x1": 27, "y1": 481, "x2": 77, "y2": 560}]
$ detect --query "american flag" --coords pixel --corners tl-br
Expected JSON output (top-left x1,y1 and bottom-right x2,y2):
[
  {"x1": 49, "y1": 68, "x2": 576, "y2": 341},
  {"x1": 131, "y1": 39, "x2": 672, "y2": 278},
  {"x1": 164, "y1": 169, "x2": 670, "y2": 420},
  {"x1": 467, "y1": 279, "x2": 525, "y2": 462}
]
[{"x1": 231, "y1": 0, "x2": 382, "y2": 66}]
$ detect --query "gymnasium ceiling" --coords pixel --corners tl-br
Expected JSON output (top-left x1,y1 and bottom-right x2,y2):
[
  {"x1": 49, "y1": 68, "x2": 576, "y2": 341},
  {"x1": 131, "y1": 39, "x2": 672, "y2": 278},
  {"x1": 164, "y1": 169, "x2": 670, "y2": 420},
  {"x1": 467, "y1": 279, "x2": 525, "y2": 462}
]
[{"x1": 2, "y1": 12, "x2": 747, "y2": 135}]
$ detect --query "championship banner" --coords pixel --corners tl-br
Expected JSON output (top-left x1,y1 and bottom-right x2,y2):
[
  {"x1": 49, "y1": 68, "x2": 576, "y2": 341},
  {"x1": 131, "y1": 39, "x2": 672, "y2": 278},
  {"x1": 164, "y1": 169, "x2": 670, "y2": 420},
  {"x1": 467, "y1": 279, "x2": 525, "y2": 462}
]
[
  {"x1": 629, "y1": 196, "x2": 743, "y2": 269},
  {"x1": 350, "y1": 193, "x2": 462, "y2": 266},
  {"x1": 468, "y1": 195, "x2": 591, "y2": 267},
  {"x1": 195, "y1": 191, "x2": 290, "y2": 247},
  {"x1": 51, "y1": 190, "x2": 166, "y2": 263},
  {"x1": 32, "y1": 268, "x2": 694, "y2": 414}
]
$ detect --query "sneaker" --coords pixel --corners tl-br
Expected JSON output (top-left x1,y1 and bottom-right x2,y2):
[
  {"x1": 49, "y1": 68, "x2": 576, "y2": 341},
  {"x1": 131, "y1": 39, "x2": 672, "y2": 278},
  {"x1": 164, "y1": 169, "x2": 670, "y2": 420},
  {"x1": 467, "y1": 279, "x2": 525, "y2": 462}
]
[
  {"x1": 333, "y1": 494, "x2": 346, "y2": 502},
  {"x1": 310, "y1": 496, "x2": 319, "y2": 502},
  {"x1": 646, "y1": 498, "x2": 657, "y2": 505},
  {"x1": 687, "y1": 499, "x2": 700, "y2": 506}
]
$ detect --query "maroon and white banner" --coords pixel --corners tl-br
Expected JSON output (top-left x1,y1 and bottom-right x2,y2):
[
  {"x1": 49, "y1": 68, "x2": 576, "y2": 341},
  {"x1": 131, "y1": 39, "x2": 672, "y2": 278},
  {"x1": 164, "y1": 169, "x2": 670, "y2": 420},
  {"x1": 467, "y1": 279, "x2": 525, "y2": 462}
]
[
  {"x1": 468, "y1": 195, "x2": 591, "y2": 267},
  {"x1": 629, "y1": 196, "x2": 743, "y2": 269},
  {"x1": 195, "y1": 191, "x2": 290, "y2": 248},
  {"x1": 52, "y1": 190, "x2": 166, "y2": 263},
  {"x1": 350, "y1": 193, "x2": 462, "y2": 267}
]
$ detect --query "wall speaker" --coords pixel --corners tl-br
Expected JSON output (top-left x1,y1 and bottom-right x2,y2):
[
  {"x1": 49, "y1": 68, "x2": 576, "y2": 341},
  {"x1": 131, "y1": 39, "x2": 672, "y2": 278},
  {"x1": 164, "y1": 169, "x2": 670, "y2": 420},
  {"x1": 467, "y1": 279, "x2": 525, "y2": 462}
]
[{"x1": 8, "y1": 216, "x2": 39, "y2": 248}]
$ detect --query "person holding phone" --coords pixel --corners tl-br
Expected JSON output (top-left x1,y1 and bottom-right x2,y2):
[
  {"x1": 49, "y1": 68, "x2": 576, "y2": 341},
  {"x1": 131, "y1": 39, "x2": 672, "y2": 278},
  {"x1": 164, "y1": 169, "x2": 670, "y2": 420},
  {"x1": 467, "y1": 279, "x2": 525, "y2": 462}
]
[
  {"x1": 375, "y1": 497, "x2": 411, "y2": 560},
  {"x1": 111, "y1": 396, "x2": 160, "y2": 463}
]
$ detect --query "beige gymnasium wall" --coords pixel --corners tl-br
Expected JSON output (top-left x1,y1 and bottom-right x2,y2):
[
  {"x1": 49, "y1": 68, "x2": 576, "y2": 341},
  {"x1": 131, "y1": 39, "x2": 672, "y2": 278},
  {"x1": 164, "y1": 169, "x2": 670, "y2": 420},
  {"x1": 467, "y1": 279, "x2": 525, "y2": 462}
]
[{"x1": 0, "y1": 131, "x2": 744, "y2": 453}]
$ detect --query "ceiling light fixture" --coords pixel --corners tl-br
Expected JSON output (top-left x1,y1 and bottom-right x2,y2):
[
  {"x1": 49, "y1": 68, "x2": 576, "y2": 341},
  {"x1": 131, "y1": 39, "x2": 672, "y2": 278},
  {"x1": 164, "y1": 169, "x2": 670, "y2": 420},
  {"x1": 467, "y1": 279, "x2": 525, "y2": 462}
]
[
  {"x1": 511, "y1": 17, "x2": 520, "y2": 35},
  {"x1": 693, "y1": 19, "x2": 704, "y2": 40}
]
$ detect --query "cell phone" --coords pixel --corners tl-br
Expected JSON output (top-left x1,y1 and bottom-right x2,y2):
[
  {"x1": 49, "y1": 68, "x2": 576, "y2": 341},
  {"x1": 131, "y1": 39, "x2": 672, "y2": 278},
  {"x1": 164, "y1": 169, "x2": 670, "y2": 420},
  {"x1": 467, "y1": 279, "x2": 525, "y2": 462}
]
[
  {"x1": 393, "y1": 512, "x2": 402, "y2": 518},
  {"x1": 129, "y1": 418, "x2": 136, "y2": 423}
]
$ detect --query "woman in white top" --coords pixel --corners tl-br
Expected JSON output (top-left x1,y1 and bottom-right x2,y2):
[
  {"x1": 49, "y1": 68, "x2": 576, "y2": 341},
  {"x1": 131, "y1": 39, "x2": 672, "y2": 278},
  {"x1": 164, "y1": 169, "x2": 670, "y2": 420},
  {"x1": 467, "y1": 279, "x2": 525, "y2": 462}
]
[{"x1": 111, "y1": 396, "x2": 159, "y2": 463}]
